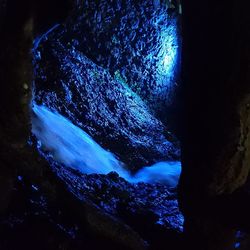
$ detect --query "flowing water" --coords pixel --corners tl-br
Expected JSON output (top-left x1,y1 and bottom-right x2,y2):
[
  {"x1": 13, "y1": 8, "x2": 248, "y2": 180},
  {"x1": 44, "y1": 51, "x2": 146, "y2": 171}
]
[{"x1": 32, "y1": 104, "x2": 181, "y2": 188}]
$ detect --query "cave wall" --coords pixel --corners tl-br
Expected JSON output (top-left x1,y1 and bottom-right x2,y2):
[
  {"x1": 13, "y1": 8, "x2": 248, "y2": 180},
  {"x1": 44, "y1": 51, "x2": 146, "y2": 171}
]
[
  {"x1": 62, "y1": 0, "x2": 180, "y2": 114},
  {"x1": 0, "y1": 0, "x2": 72, "y2": 215},
  {"x1": 179, "y1": 0, "x2": 250, "y2": 249},
  {"x1": 180, "y1": 0, "x2": 250, "y2": 197}
]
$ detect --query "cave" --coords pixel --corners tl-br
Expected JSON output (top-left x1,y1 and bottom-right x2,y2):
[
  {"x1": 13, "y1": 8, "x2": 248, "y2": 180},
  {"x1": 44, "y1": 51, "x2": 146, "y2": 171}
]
[{"x1": 0, "y1": 0, "x2": 250, "y2": 250}]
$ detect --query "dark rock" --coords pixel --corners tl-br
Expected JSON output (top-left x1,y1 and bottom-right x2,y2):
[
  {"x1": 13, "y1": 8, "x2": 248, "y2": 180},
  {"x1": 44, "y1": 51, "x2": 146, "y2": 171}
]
[
  {"x1": 179, "y1": 1, "x2": 250, "y2": 249},
  {"x1": 40, "y1": 150, "x2": 184, "y2": 247},
  {"x1": 0, "y1": 169, "x2": 148, "y2": 250}
]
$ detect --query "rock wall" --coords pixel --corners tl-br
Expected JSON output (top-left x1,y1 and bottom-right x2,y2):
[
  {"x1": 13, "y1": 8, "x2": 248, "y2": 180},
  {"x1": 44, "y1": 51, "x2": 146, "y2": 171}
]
[
  {"x1": 56, "y1": 0, "x2": 181, "y2": 114},
  {"x1": 33, "y1": 22, "x2": 180, "y2": 171},
  {"x1": 179, "y1": 0, "x2": 250, "y2": 249}
]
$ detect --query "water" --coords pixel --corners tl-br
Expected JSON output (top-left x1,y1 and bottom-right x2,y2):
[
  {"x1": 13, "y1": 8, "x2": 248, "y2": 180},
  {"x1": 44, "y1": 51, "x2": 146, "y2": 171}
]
[
  {"x1": 32, "y1": 104, "x2": 181, "y2": 187},
  {"x1": 132, "y1": 161, "x2": 181, "y2": 187}
]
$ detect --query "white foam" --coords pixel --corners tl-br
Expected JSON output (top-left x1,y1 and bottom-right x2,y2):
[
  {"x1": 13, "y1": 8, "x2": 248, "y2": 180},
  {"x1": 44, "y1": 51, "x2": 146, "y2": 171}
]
[{"x1": 32, "y1": 104, "x2": 181, "y2": 187}]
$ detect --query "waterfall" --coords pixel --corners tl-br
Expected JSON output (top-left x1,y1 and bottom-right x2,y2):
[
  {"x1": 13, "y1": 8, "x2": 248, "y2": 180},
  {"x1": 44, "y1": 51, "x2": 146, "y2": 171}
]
[{"x1": 32, "y1": 104, "x2": 181, "y2": 188}]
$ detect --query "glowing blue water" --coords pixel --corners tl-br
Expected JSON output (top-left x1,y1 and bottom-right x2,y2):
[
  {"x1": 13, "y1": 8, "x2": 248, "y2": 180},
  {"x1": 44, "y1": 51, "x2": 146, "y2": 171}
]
[
  {"x1": 32, "y1": 104, "x2": 181, "y2": 187},
  {"x1": 132, "y1": 161, "x2": 181, "y2": 187}
]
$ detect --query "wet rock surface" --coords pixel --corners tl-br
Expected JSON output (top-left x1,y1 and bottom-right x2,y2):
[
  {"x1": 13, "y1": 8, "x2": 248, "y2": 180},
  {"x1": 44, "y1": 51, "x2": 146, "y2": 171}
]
[
  {"x1": 31, "y1": 0, "x2": 183, "y2": 247},
  {"x1": 58, "y1": 0, "x2": 180, "y2": 111},
  {"x1": 33, "y1": 24, "x2": 180, "y2": 171},
  {"x1": 0, "y1": 144, "x2": 183, "y2": 250},
  {"x1": 52, "y1": 163, "x2": 184, "y2": 234}
]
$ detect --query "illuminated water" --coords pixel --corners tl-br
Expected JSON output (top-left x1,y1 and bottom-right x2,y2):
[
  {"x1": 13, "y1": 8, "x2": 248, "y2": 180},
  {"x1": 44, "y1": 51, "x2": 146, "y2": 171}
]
[{"x1": 32, "y1": 104, "x2": 181, "y2": 188}]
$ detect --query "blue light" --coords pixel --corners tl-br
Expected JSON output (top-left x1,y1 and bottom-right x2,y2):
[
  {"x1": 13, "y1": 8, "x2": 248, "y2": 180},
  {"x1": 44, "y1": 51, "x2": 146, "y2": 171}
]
[
  {"x1": 17, "y1": 176, "x2": 23, "y2": 181},
  {"x1": 140, "y1": 15, "x2": 179, "y2": 108},
  {"x1": 163, "y1": 54, "x2": 172, "y2": 68},
  {"x1": 155, "y1": 21, "x2": 179, "y2": 91},
  {"x1": 235, "y1": 242, "x2": 240, "y2": 249},
  {"x1": 158, "y1": 28, "x2": 178, "y2": 78}
]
